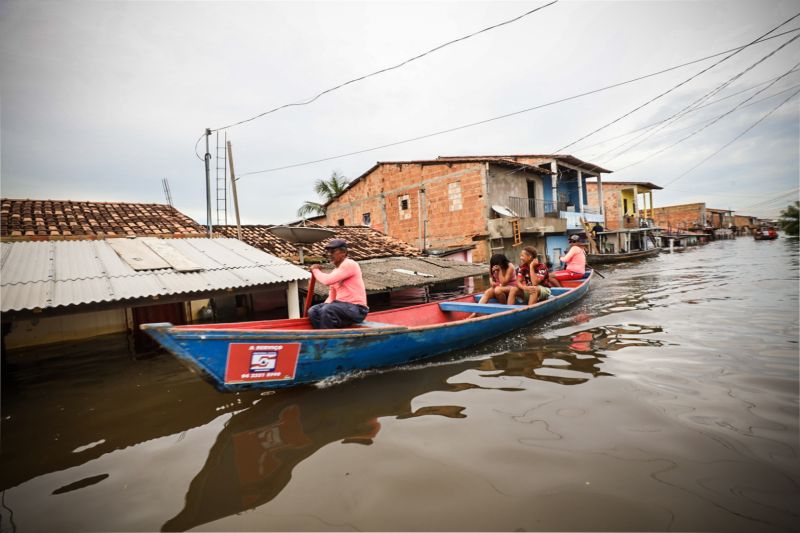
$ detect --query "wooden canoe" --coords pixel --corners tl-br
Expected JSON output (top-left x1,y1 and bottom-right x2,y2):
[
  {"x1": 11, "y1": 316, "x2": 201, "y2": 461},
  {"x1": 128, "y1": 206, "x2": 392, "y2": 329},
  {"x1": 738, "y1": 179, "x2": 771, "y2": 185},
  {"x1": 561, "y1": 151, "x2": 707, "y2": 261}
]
[
  {"x1": 141, "y1": 272, "x2": 593, "y2": 391},
  {"x1": 586, "y1": 247, "x2": 661, "y2": 265}
]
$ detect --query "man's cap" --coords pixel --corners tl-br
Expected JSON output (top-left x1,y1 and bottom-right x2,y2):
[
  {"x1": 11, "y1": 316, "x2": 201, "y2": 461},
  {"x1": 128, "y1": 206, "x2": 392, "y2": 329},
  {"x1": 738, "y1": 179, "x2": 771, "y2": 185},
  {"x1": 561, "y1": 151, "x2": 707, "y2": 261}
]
[
  {"x1": 324, "y1": 238, "x2": 348, "y2": 250},
  {"x1": 569, "y1": 234, "x2": 581, "y2": 242}
]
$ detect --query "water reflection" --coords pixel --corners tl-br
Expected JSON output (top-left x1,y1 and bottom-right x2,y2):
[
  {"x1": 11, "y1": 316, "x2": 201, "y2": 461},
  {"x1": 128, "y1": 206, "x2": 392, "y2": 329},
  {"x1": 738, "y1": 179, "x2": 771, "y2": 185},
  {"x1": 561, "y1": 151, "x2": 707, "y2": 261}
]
[
  {"x1": 161, "y1": 323, "x2": 666, "y2": 531},
  {"x1": 161, "y1": 358, "x2": 480, "y2": 531},
  {"x1": 480, "y1": 325, "x2": 663, "y2": 385}
]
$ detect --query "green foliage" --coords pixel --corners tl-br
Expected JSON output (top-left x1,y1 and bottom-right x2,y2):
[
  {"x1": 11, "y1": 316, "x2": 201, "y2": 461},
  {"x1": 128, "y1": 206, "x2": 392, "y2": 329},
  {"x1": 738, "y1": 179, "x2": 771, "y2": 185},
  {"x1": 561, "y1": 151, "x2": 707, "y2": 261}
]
[
  {"x1": 297, "y1": 171, "x2": 349, "y2": 218},
  {"x1": 777, "y1": 201, "x2": 799, "y2": 236}
]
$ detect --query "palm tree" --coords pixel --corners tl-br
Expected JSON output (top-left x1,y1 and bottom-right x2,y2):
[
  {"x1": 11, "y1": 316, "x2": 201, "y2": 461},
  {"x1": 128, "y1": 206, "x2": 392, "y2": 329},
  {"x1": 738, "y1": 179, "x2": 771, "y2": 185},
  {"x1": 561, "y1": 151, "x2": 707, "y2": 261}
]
[
  {"x1": 297, "y1": 171, "x2": 350, "y2": 218},
  {"x1": 777, "y1": 201, "x2": 799, "y2": 236}
]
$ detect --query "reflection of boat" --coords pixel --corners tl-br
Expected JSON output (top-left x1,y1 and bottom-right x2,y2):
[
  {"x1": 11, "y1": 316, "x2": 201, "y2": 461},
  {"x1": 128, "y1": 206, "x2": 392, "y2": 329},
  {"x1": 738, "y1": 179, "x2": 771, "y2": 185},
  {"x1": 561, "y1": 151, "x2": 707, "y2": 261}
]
[
  {"x1": 161, "y1": 321, "x2": 646, "y2": 532},
  {"x1": 142, "y1": 274, "x2": 593, "y2": 391},
  {"x1": 160, "y1": 356, "x2": 484, "y2": 531}
]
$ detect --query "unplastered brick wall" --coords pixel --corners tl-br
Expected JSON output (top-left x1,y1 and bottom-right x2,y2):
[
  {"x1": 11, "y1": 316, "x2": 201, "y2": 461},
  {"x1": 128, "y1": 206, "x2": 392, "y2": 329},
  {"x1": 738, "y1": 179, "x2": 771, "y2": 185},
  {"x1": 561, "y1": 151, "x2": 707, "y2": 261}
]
[
  {"x1": 651, "y1": 203, "x2": 706, "y2": 230},
  {"x1": 325, "y1": 162, "x2": 488, "y2": 256}
]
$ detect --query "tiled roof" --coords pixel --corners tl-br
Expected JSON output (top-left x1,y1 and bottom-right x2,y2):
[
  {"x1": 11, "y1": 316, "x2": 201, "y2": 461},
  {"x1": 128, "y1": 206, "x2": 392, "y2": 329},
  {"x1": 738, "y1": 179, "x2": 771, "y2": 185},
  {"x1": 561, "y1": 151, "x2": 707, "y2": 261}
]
[
  {"x1": 0, "y1": 199, "x2": 206, "y2": 240},
  {"x1": 436, "y1": 154, "x2": 613, "y2": 174},
  {"x1": 214, "y1": 224, "x2": 421, "y2": 263}
]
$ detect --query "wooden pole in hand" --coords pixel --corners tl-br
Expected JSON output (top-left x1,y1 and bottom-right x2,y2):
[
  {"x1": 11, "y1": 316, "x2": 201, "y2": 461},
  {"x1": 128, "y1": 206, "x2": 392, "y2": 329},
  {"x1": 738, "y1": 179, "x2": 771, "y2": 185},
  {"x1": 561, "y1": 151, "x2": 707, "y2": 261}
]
[{"x1": 303, "y1": 275, "x2": 316, "y2": 317}]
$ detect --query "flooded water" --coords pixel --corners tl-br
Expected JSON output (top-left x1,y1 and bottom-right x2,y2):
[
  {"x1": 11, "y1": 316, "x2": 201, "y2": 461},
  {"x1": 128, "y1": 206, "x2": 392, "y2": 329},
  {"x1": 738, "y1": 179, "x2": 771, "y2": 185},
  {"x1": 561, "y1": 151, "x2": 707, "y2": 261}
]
[{"x1": 1, "y1": 236, "x2": 798, "y2": 533}]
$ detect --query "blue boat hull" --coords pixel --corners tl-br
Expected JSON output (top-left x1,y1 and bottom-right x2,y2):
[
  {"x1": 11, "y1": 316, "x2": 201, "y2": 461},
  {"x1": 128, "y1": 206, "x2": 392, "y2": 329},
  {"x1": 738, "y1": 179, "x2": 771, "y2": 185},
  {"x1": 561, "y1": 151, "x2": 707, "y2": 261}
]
[{"x1": 142, "y1": 272, "x2": 592, "y2": 391}]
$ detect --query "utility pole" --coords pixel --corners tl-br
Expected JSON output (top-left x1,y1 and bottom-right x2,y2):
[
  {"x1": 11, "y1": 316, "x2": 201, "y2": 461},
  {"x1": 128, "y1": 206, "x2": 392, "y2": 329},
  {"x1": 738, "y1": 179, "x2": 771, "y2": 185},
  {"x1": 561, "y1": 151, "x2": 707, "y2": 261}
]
[
  {"x1": 204, "y1": 128, "x2": 212, "y2": 237},
  {"x1": 227, "y1": 140, "x2": 243, "y2": 241}
]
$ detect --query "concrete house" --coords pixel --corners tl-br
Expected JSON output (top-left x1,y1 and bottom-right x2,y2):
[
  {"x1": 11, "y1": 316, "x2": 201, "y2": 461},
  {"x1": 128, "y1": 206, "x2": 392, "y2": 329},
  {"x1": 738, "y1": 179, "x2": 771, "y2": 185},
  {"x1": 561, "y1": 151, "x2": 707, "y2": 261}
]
[
  {"x1": 322, "y1": 154, "x2": 609, "y2": 267},
  {"x1": 585, "y1": 180, "x2": 662, "y2": 230}
]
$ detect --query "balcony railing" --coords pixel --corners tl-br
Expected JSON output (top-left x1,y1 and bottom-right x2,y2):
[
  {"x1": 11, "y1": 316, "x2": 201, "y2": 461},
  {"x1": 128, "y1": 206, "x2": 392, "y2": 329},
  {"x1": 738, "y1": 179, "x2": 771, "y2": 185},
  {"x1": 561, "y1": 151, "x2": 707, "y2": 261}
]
[{"x1": 508, "y1": 197, "x2": 566, "y2": 218}]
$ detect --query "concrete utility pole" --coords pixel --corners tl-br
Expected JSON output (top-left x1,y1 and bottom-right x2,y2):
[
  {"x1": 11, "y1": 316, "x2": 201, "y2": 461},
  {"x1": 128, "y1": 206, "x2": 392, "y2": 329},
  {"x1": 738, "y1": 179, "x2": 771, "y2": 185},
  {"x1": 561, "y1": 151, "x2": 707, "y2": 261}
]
[
  {"x1": 204, "y1": 128, "x2": 213, "y2": 237},
  {"x1": 226, "y1": 140, "x2": 243, "y2": 241}
]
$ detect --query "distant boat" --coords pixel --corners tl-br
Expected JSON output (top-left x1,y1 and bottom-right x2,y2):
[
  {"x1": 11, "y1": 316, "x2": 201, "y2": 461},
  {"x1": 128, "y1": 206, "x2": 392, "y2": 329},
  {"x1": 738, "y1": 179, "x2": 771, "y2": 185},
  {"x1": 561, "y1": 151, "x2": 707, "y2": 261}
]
[
  {"x1": 142, "y1": 272, "x2": 594, "y2": 391},
  {"x1": 585, "y1": 227, "x2": 661, "y2": 264},
  {"x1": 586, "y1": 247, "x2": 661, "y2": 264},
  {"x1": 754, "y1": 228, "x2": 778, "y2": 240}
]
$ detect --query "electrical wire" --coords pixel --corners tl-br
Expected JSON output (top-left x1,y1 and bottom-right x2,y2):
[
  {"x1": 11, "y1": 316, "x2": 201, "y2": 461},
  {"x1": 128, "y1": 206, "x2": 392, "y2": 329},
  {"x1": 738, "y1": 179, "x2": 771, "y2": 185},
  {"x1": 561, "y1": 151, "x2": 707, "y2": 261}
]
[
  {"x1": 552, "y1": 11, "x2": 800, "y2": 153},
  {"x1": 598, "y1": 33, "x2": 800, "y2": 165},
  {"x1": 613, "y1": 55, "x2": 800, "y2": 172},
  {"x1": 209, "y1": 1, "x2": 559, "y2": 133},
  {"x1": 577, "y1": 69, "x2": 800, "y2": 157},
  {"x1": 237, "y1": 28, "x2": 800, "y2": 178},
  {"x1": 662, "y1": 86, "x2": 800, "y2": 187}
]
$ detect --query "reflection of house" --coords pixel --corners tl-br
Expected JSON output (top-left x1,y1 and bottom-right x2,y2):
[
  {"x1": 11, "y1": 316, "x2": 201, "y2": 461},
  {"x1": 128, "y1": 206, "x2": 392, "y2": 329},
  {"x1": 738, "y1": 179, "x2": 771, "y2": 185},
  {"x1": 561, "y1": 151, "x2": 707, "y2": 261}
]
[
  {"x1": 322, "y1": 154, "x2": 609, "y2": 266},
  {"x1": 1, "y1": 199, "x2": 309, "y2": 350},
  {"x1": 585, "y1": 180, "x2": 662, "y2": 230}
]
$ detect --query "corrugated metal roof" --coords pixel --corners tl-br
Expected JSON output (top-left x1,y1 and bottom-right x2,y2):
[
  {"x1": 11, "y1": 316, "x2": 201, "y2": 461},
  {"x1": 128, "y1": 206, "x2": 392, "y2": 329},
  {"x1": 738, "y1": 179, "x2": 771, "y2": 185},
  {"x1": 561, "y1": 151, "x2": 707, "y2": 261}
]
[
  {"x1": 1, "y1": 237, "x2": 310, "y2": 313},
  {"x1": 312, "y1": 256, "x2": 487, "y2": 296}
]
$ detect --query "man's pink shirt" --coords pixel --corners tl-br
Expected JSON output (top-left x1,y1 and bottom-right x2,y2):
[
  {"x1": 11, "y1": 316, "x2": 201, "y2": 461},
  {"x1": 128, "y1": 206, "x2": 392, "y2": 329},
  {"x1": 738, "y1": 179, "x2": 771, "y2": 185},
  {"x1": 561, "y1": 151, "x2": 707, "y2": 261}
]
[
  {"x1": 560, "y1": 245, "x2": 586, "y2": 274},
  {"x1": 312, "y1": 258, "x2": 368, "y2": 306}
]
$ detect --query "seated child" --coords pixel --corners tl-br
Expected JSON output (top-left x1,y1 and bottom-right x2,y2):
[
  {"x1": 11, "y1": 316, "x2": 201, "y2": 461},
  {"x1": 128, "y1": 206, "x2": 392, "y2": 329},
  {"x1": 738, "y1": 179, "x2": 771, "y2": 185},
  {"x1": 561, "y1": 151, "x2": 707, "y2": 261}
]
[{"x1": 508, "y1": 246, "x2": 552, "y2": 305}]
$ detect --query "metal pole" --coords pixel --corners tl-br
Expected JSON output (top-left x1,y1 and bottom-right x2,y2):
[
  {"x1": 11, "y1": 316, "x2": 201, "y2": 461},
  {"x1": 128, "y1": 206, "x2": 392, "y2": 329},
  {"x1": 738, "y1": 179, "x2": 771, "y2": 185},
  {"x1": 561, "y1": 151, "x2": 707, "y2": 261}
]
[
  {"x1": 226, "y1": 141, "x2": 243, "y2": 241},
  {"x1": 204, "y1": 128, "x2": 212, "y2": 237}
]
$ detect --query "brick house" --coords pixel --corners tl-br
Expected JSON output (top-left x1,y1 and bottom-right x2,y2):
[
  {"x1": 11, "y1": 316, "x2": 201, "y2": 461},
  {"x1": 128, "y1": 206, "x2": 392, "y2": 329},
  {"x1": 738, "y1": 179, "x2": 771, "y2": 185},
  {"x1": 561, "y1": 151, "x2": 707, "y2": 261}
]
[
  {"x1": 585, "y1": 180, "x2": 662, "y2": 230},
  {"x1": 323, "y1": 155, "x2": 609, "y2": 265},
  {"x1": 650, "y1": 203, "x2": 734, "y2": 232}
]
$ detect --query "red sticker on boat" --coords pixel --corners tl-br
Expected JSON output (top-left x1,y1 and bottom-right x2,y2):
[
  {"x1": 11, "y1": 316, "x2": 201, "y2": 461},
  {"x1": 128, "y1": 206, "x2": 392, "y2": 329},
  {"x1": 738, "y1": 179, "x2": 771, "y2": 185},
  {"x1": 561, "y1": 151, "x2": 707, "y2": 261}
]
[{"x1": 224, "y1": 343, "x2": 301, "y2": 383}]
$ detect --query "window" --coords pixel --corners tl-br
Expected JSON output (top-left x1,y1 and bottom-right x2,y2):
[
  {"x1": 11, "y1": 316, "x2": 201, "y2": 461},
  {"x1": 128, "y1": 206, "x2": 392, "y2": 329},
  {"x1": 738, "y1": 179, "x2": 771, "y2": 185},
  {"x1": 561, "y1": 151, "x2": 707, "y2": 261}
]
[
  {"x1": 362, "y1": 212, "x2": 371, "y2": 226},
  {"x1": 337, "y1": 218, "x2": 345, "y2": 226},
  {"x1": 448, "y1": 181, "x2": 462, "y2": 211},
  {"x1": 398, "y1": 194, "x2": 411, "y2": 220}
]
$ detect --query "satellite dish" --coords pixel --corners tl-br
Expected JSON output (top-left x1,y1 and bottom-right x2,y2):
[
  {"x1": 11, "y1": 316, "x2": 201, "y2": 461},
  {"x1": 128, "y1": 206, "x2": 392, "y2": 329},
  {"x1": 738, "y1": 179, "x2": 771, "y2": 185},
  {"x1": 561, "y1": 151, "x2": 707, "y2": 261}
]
[
  {"x1": 491, "y1": 205, "x2": 519, "y2": 218},
  {"x1": 268, "y1": 226, "x2": 335, "y2": 244},
  {"x1": 268, "y1": 226, "x2": 336, "y2": 265}
]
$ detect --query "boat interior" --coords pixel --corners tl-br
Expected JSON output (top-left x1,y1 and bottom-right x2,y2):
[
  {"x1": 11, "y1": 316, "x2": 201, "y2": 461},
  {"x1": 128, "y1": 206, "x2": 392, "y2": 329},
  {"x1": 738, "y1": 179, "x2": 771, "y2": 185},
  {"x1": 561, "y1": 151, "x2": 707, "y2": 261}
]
[{"x1": 175, "y1": 277, "x2": 587, "y2": 332}]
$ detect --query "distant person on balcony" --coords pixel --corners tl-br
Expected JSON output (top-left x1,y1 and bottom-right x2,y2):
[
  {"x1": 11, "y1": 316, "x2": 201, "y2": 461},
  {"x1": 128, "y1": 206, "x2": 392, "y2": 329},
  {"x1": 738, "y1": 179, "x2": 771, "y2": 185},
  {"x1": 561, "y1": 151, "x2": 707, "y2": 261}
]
[
  {"x1": 508, "y1": 247, "x2": 552, "y2": 305},
  {"x1": 308, "y1": 239, "x2": 369, "y2": 329},
  {"x1": 553, "y1": 234, "x2": 586, "y2": 282},
  {"x1": 591, "y1": 222, "x2": 604, "y2": 236}
]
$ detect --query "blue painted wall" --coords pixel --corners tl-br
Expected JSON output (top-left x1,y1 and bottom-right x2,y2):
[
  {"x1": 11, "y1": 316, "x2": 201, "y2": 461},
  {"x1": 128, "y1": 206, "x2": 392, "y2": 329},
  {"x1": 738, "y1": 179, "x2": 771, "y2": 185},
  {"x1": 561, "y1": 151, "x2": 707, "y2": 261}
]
[{"x1": 545, "y1": 235, "x2": 569, "y2": 269}]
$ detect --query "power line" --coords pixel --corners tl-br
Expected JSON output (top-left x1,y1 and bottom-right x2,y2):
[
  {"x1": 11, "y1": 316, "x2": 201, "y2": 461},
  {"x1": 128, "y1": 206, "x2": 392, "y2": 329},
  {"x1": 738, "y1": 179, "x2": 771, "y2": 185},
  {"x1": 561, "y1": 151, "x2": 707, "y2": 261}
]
[
  {"x1": 577, "y1": 70, "x2": 800, "y2": 157},
  {"x1": 209, "y1": 1, "x2": 559, "y2": 133},
  {"x1": 599, "y1": 33, "x2": 800, "y2": 166},
  {"x1": 662, "y1": 86, "x2": 800, "y2": 187},
  {"x1": 552, "y1": 11, "x2": 800, "y2": 153},
  {"x1": 612, "y1": 53, "x2": 800, "y2": 172},
  {"x1": 238, "y1": 28, "x2": 800, "y2": 178}
]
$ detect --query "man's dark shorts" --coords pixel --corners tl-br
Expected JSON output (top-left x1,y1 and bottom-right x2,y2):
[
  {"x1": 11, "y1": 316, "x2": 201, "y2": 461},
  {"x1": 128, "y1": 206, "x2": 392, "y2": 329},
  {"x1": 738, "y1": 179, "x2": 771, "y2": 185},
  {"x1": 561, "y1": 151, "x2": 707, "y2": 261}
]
[{"x1": 308, "y1": 301, "x2": 369, "y2": 329}]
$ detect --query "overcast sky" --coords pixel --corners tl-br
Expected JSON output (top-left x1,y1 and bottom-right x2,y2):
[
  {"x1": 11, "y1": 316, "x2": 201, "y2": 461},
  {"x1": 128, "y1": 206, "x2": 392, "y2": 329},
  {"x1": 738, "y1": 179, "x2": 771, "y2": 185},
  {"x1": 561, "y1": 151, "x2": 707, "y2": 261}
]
[{"x1": 1, "y1": 0, "x2": 798, "y2": 226}]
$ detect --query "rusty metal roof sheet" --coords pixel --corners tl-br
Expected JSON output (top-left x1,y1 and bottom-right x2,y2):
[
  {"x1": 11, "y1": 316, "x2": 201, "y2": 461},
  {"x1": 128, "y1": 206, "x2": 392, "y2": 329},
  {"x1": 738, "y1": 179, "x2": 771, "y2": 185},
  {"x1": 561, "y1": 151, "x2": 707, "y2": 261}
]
[
  {"x1": 1, "y1": 237, "x2": 309, "y2": 313},
  {"x1": 437, "y1": 154, "x2": 613, "y2": 174},
  {"x1": 312, "y1": 256, "x2": 487, "y2": 296}
]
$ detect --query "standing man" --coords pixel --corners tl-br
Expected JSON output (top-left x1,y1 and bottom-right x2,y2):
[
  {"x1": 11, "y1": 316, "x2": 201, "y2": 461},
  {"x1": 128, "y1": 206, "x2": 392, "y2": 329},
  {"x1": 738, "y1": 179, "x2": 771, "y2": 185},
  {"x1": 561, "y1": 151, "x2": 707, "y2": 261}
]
[{"x1": 308, "y1": 239, "x2": 369, "y2": 329}]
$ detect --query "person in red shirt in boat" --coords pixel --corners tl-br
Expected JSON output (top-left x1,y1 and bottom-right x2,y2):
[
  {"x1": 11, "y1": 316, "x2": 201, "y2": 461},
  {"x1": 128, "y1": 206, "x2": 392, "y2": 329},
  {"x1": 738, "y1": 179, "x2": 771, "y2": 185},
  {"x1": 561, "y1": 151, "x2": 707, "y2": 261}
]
[
  {"x1": 308, "y1": 239, "x2": 369, "y2": 329},
  {"x1": 552, "y1": 234, "x2": 586, "y2": 282},
  {"x1": 508, "y1": 246, "x2": 552, "y2": 305}
]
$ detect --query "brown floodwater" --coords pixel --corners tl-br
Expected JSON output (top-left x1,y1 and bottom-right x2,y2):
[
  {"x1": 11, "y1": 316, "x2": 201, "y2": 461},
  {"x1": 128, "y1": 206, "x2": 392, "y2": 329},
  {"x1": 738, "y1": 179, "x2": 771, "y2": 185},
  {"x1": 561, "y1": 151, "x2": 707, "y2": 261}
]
[{"x1": 1, "y1": 236, "x2": 798, "y2": 532}]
